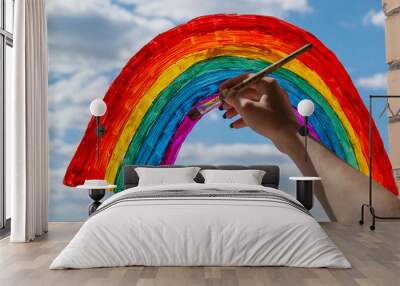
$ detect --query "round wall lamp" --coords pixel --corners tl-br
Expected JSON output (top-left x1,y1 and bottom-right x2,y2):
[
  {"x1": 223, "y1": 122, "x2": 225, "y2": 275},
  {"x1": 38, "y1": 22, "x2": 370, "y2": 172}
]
[{"x1": 90, "y1": 99, "x2": 107, "y2": 117}]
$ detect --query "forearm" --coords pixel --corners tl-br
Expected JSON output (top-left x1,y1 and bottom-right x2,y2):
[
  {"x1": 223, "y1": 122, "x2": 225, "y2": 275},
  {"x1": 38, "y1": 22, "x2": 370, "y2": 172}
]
[
  {"x1": 274, "y1": 128, "x2": 400, "y2": 223},
  {"x1": 220, "y1": 74, "x2": 399, "y2": 222}
]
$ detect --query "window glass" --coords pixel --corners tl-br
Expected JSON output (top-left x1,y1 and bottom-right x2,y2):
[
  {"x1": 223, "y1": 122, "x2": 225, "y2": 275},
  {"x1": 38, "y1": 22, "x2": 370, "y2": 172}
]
[
  {"x1": 5, "y1": 0, "x2": 14, "y2": 33},
  {"x1": 5, "y1": 44, "x2": 12, "y2": 219},
  {"x1": 0, "y1": 38, "x2": 3, "y2": 227},
  {"x1": 0, "y1": 1, "x2": 2, "y2": 29},
  {"x1": 1, "y1": 0, "x2": 14, "y2": 226}
]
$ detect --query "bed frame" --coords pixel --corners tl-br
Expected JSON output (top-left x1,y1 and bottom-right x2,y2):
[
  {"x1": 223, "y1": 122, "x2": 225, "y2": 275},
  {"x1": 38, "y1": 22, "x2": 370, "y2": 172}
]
[{"x1": 123, "y1": 165, "x2": 280, "y2": 190}]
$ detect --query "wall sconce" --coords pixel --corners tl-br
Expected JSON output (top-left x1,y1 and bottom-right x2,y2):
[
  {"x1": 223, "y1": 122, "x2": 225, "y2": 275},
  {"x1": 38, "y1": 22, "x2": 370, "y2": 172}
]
[
  {"x1": 297, "y1": 99, "x2": 315, "y2": 161},
  {"x1": 89, "y1": 99, "x2": 107, "y2": 161}
]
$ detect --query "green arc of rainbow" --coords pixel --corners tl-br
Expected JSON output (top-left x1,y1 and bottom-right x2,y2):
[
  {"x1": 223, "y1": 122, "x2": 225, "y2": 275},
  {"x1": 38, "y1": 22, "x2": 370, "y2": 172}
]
[{"x1": 63, "y1": 14, "x2": 397, "y2": 196}]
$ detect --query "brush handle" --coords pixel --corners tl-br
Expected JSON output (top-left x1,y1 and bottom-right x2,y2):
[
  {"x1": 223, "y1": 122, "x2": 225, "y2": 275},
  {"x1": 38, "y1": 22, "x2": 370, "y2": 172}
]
[
  {"x1": 190, "y1": 43, "x2": 313, "y2": 119},
  {"x1": 220, "y1": 43, "x2": 312, "y2": 100}
]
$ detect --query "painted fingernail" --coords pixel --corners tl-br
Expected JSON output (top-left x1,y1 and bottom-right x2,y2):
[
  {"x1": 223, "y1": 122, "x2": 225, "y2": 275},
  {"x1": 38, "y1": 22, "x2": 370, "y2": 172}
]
[
  {"x1": 218, "y1": 105, "x2": 223, "y2": 110},
  {"x1": 230, "y1": 123, "x2": 234, "y2": 128},
  {"x1": 222, "y1": 113, "x2": 227, "y2": 119}
]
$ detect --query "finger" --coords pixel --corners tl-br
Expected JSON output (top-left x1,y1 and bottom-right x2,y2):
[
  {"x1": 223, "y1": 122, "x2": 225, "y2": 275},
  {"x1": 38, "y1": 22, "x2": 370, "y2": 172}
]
[
  {"x1": 223, "y1": 76, "x2": 278, "y2": 104},
  {"x1": 219, "y1": 74, "x2": 250, "y2": 92},
  {"x1": 224, "y1": 91, "x2": 254, "y2": 112},
  {"x1": 283, "y1": 89, "x2": 293, "y2": 106},
  {"x1": 220, "y1": 87, "x2": 258, "y2": 112},
  {"x1": 240, "y1": 87, "x2": 261, "y2": 101},
  {"x1": 218, "y1": 99, "x2": 225, "y2": 110},
  {"x1": 229, "y1": 118, "x2": 247, "y2": 129},
  {"x1": 248, "y1": 76, "x2": 281, "y2": 96},
  {"x1": 219, "y1": 101, "x2": 233, "y2": 111},
  {"x1": 280, "y1": 89, "x2": 292, "y2": 110},
  {"x1": 223, "y1": 108, "x2": 238, "y2": 119}
]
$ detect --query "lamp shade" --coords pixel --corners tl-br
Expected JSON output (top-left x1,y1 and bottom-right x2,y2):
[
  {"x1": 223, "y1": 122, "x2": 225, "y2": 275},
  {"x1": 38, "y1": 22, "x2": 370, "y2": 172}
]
[
  {"x1": 297, "y1": 99, "x2": 315, "y2": 117},
  {"x1": 90, "y1": 99, "x2": 107, "y2": 117}
]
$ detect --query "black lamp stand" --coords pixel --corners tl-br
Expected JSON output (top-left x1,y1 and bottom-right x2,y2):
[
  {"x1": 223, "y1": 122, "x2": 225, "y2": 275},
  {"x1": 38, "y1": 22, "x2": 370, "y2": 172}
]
[
  {"x1": 298, "y1": 116, "x2": 309, "y2": 161},
  {"x1": 88, "y1": 189, "x2": 105, "y2": 215},
  {"x1": 95, "y1": 116, "x2": 106, "y2": 161},
  {"x1": 296, "y1": 180, "x2": 313, "y2": 210},
  {"x1": 359, "y1": 95, "x2": 400, "y2": 230},
  {"x1": 88, "y1": 116, "x2": 107, "y2": 215}
]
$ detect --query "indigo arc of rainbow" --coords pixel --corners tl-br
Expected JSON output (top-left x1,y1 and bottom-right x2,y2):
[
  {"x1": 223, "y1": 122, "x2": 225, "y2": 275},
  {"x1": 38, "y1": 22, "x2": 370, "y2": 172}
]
[
  {"x1": 113, "y1": 56, "x2": 356, "y2": 191},
  {"x1": 64, "y1": 14, "x2": 397, "y2": 195},
  {"x1": 161, "y1": 94, "x2": 220, "y2": 165}
]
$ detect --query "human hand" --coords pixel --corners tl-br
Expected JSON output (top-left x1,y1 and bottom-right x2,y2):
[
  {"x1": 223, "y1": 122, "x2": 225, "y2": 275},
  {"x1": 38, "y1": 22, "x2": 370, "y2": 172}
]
[
  {"x1": 219, "y1": 75, "x2": 400, "y2": 223},
  {"x1": 219, "y1": 74, "x2": 300, "y2": 154}
]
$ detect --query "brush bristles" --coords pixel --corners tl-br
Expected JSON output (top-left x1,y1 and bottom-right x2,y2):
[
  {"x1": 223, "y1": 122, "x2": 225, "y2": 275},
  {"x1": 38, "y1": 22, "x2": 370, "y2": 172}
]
[{"x1": 188, "y1": 109, "x2": 202, "y2": 120}]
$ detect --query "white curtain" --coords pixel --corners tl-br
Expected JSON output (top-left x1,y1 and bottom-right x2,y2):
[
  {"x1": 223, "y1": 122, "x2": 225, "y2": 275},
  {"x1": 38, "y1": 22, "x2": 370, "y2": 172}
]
[{"x1": 8, "y1": 0, "x2": 48, "y2": 242}]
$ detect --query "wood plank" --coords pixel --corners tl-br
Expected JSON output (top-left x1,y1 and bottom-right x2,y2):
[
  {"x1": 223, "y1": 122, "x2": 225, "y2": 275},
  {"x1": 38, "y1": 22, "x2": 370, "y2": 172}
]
[{"x1": 0, "y1": 222, "x2": 399, "y2": 286}]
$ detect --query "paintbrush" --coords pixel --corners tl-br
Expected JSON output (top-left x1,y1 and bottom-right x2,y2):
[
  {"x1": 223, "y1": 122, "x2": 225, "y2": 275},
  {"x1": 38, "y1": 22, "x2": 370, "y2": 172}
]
[{"x1": 188, "y1": 43, "x2": 313, "y2": 120}]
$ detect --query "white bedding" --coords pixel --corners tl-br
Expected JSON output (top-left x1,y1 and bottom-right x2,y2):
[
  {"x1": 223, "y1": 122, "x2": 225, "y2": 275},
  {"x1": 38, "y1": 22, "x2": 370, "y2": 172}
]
[{"x1": 50, "y1": 183, "x2": 350, "y2": 269}]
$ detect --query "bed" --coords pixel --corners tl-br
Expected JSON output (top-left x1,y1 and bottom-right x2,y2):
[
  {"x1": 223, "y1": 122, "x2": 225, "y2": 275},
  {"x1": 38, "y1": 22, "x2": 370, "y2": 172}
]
[{"x1": 50, "y1": 165, "x2": 350, "y2": 269}]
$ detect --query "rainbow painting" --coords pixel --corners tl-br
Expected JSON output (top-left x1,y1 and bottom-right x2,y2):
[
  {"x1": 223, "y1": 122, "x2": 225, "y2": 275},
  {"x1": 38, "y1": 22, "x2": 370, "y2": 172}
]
[{"x1": 63, "y1": 14, "x2": 397, "y2": 195}]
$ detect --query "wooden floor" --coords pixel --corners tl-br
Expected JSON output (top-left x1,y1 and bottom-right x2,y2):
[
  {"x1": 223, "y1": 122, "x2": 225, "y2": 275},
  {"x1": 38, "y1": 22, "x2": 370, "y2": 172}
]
[{"x1": 0, "y1": 222, "x2": 399, "y2": 286}]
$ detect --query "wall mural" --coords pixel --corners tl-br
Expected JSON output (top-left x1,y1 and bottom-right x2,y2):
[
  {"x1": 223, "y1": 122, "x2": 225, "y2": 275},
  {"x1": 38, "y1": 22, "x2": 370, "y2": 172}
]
[{"x1": 63, "y1": 14, "x2": 397, "y2": 195}]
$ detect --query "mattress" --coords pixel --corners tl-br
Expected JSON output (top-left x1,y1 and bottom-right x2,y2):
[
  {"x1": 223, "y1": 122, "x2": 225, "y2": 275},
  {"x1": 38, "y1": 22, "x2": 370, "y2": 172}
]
[{"x1": 50, "y1": 183, "x2": 350, "y2": 269}]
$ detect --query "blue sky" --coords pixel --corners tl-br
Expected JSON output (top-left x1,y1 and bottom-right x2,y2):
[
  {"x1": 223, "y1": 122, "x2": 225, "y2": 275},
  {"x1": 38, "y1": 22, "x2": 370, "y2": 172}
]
[{"x1": 46, "y1": 0, "x2": 389, "y2": 221}]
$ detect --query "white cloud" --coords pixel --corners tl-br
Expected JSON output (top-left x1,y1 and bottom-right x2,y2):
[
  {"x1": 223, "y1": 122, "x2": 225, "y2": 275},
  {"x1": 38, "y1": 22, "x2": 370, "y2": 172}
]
[
  {"x1": 176, "y1": 142, "x2": 300, "y2": 176},
  {"x1": 47, "y1": 0, "x2": 135, "y2": 23},
  {"x1": 49, "y1": 70, "x2": 110, "y2": 105},
  {"x1": 363, "y1": 9, "x2": 385, "y2": 27},
  {"x1": 206, "y1": 109, "x2": 220, "y2": 121},
  {"x1": 46, "y1": 0, "x2": 314, "y2": 162},
  {"x1": 48, "y1": 69, "x2": 110, "y2": 180},
  {"x1": 357, "y1": 72, "x2": 387, "y2": 89},
  {"x1": 47, "y1": 0, "x2": 174, "y2": 76},
  {"x1": 118, "y1": 0, "x2": 311, "y2": 22},
  {"x1": 178, "y1": 142, "x2": 280, "y2": 161},
  {"x1": 46, "y1": 0, "x2": 312, "y2": 221},
  {"x1": 46, "y1": 0, "x2": 311, "y2": 76}
]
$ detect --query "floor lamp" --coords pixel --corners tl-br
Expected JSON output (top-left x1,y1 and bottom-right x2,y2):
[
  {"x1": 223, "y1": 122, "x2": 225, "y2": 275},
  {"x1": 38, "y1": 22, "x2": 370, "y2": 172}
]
[{"x1": 359, "y1": 94, "x2": 400, "y2": 230}]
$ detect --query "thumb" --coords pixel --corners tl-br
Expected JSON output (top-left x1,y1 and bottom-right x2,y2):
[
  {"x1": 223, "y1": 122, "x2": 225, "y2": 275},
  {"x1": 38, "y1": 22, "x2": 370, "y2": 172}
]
[{"x1": 224, "y1": 88, "x2": 257, "y2": 113}]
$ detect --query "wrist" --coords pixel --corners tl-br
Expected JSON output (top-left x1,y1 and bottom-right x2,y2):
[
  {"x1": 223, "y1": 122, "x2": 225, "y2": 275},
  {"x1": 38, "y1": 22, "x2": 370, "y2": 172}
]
[{"x1": 270, "y1": 122, "x2": 304, "y2": 156}]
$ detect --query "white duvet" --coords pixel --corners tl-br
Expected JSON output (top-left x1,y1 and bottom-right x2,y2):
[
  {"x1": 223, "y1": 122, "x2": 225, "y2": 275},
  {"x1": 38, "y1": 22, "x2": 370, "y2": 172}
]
[{"x1": 50, "y1": 183, "x2": 350, "y2": 269}]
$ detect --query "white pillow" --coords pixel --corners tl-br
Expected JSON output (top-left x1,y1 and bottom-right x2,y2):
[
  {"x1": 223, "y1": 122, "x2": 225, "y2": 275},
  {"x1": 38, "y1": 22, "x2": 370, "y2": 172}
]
[
  {"x1": 200, "y1": 169, "x2": 266, "y2": 185},
  {"x1": 135, "y1": 167, "x2": 200, "y2": 186}
]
